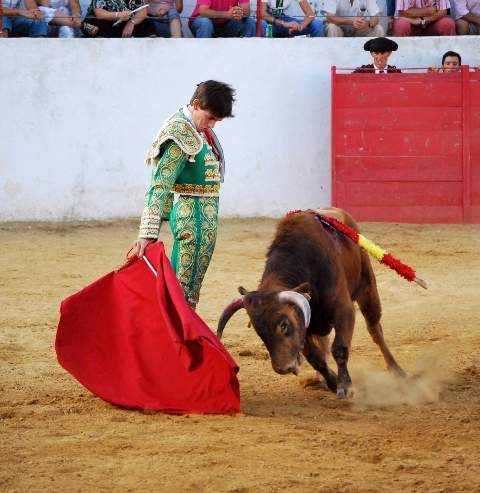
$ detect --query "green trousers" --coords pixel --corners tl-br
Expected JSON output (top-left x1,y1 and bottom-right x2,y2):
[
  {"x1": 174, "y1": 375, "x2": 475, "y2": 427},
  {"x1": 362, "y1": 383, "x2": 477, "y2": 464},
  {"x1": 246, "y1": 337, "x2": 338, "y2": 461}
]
[{"x1": 170, "y1": 195, "x2": 219, "y2": 308}]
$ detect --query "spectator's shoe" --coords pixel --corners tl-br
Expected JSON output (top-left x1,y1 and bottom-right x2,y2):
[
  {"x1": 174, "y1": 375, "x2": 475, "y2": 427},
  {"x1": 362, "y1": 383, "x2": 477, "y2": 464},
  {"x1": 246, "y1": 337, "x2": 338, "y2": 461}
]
[{"x1": 81, "y1": 22, "x2": 99, "y2": 37}]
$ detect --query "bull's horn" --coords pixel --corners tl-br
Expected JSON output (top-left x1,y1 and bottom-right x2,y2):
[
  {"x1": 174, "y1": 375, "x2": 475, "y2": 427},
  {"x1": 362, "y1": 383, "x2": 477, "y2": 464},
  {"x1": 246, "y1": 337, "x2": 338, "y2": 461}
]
[
  {"x1": 278, "y1": 291, "x2": 311, "y2": 328},
  {"x1": 217, "y1": 295, "x2": 246, "y2": 340}
]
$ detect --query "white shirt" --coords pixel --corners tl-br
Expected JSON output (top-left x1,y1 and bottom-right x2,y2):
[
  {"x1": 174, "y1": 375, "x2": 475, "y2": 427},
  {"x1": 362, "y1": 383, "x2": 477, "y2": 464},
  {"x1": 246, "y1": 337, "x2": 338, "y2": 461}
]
[
  {"x1": 2, "y1": 0, "x2": 22, "y2": 9},
  {"x1": 451, "y1": 0, "x2": 480, "y2": 19},
  {"x1": 323, "y1": 0, "x2": 380, "y2": 22},
  {"x1": 265, "y1": 0, "x2": 302, "y2": 16},
  {"x1": 182, "y1": 105, "x2": 197, "y2": 131}
]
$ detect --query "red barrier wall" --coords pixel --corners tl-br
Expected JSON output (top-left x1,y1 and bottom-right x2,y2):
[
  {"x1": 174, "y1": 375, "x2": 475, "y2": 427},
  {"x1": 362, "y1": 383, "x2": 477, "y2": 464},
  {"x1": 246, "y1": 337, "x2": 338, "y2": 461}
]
[{"x1": 331, "y1": 66, "x2": 480, "y2": 224}]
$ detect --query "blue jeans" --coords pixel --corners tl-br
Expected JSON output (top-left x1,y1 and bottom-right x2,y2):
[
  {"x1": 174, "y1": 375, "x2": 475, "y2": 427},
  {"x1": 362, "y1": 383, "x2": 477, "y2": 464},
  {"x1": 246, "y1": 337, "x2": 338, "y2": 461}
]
[
  {"x1": 189, "y1": 16, "x2": 256, "y2": 38},
  {"x1": 261, "y1": 16, "x2": 324, "y2": 37},
  {"x1": 153, "y1": 9, "x2": 181, "y2": 38},
  {"x1": 2, "y1": 16, "x2": 47, "y2": 37},
  {"x1": 387, "y1": 0, "x2": 395, "y2": 16}
]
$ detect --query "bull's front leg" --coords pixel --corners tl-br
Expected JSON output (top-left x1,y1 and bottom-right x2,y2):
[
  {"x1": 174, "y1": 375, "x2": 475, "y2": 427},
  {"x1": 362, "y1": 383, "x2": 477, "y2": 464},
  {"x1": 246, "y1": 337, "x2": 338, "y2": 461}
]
[
  {"x1": 331, "y1": 302, "x2": 356, "y2": 398},
  {"x1": 302, "y1": 334, "x2": 338, "y2": 393}
]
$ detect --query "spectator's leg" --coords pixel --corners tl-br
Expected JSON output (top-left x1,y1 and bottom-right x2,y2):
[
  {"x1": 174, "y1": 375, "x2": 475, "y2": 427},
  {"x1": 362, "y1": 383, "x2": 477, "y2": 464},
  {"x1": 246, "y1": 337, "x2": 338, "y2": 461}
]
[
  {"x1": 58, "y1": 25, "x2": 74, "y2": 37},
  {"x1": 92, "y1": 19, "x2": 118, "y2": 37},
  {"x1": 287, "y1": 16, "x2": 324, "y2": 37},
  {"x1": 324, "y1": 22, "x2": 344, "y2": 37},
  {"x1": 189, "y1": 17, "x2": 214, "y2": 38},
  {"x1": 392, "y1": 17, "x2": 413, "y2": 36},
  {"x1": 216, "y1": 18, "x2": 256, "y2": 37},
  {"x1": 167, "y1": 9, "x2": 182, "y2": 37},
  {"x1": 425, "y1": 17, "x2": 456, "y2": 36},
  {"x1": 272, "y1": 16, "x2": 292, "y2": 37},
  {"x1": 306, "y1": 19, "x2": 324, "y2": 37},
  {"x1": 354, "y1": 24, "x2": 384, "y2": 36},
  {"x1": 154, "y1": 18, "x2": 171, "y2": 38},
  {"x1": 133, "y1": 18, "x2": 157, "y2": 37},
  {"x1": 2, "y1": 16, "x2": 13, "y2": 37},
  {"x1": 240, "y1": 16, "x2": 256, "y2": 37},
  {"x1": 11, "y1": 17, "x2": 47, "y2": 37},
  {"x1": 455, "y1": 19, "x2": 470, "y2": 35},
  {"x1": 261, "y1": 19, "x2": 267, "y2": 37}
]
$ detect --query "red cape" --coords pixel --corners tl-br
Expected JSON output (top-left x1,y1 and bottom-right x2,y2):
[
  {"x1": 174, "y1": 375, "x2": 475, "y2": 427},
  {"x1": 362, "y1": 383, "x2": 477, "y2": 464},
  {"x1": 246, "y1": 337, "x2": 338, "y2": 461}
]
[{"x1": 56, "y1": 242, "x2": 240, "y2": 414}]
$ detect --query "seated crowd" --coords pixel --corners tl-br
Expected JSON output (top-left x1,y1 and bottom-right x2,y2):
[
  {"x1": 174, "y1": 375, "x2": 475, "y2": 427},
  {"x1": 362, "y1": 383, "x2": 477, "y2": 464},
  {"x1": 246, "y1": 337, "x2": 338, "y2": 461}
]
[{"x1": 1, "y1": 0, "x2": 479, "y2": 38}]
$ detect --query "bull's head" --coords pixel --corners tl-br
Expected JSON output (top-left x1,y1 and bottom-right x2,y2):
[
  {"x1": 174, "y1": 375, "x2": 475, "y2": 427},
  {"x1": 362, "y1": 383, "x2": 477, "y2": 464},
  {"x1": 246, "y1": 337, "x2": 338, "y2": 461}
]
[{"x1": 217, "y1": 283, "x2": 311, "y2": 376}]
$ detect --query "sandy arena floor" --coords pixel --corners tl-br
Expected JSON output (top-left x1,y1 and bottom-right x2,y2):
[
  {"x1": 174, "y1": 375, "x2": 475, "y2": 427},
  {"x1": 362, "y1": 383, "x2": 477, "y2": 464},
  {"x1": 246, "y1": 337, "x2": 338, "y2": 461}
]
[{"x1": 1, "y1": 217, "x2": 479, "y2": 493}]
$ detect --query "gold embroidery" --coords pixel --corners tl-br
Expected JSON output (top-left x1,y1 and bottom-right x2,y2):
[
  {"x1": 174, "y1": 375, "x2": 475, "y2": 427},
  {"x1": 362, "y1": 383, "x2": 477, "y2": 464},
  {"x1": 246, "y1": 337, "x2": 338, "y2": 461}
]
[{"x1": 171, "y1": 183, "x2": 220, "y2": 196}]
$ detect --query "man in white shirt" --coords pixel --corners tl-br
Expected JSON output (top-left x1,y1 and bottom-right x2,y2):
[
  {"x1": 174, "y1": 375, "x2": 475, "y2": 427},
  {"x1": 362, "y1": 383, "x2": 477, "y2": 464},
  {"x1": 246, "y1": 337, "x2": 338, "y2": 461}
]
[
  {"x1": 323, "y1": 0, "x2": 384, "y2": 37},
  {"x1": 393, "y1": 0, "x2": 456, "y2": 35},
  {"x1": 2, "y1": 0, "x2": 47, "y2": 36},
  {"x1": 451, "y1": 0, "x2": 480, "y2": 34}
]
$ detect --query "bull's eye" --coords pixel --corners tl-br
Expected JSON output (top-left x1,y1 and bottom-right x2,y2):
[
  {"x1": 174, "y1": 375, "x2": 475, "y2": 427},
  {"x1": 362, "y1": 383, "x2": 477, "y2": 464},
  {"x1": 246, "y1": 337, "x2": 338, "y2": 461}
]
[{"x1": 280, "y1": 322, "x2": 288, "y2": 334}]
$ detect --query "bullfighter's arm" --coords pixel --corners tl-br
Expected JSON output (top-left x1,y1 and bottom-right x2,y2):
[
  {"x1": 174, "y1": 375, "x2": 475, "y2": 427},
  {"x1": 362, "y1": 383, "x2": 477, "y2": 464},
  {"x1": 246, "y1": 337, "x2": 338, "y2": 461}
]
[{"x1": 138, "y1": 141, "x2": 187, "y2": 240}]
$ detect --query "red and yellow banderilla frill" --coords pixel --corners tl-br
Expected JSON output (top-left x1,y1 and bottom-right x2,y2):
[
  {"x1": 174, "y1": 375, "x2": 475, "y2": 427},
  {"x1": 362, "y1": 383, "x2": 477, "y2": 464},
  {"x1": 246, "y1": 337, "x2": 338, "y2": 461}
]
[{"x1": 286, "y1": 210, "x2": 428, "y2": 289}]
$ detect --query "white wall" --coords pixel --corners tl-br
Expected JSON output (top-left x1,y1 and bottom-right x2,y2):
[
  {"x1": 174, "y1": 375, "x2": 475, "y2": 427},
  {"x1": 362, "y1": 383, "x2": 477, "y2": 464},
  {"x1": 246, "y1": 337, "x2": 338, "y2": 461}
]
[{"x1": 0, "y1": 37, "x2": 478, "y2": 221}]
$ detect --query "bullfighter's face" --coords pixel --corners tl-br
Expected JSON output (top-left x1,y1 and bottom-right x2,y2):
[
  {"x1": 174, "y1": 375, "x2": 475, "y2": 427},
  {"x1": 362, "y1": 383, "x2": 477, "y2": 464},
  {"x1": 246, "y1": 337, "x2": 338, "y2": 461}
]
[
  {"x1": 189, "y1": 99, "x2": 223, "y2": 133},
  {"x1": 370, "y1": 51, "x2": 392, "y2": 70},
  {"x1": 243, "y1": 292, "x2": 307, "y2": 376}
]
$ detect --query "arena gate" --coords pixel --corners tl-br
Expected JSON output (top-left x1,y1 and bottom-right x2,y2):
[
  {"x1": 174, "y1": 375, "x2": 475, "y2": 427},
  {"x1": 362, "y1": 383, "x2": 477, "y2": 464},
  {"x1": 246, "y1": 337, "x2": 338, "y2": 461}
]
[{"x1": 331, "y1": 66, "x2": 480, "y2": 224}]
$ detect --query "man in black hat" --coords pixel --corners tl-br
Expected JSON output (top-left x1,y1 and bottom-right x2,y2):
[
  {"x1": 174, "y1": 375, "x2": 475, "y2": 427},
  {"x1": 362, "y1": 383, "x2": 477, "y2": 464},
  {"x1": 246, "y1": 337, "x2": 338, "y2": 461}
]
[{"x1": 353, "y1": 37, "x2": 401, "y2": 73}]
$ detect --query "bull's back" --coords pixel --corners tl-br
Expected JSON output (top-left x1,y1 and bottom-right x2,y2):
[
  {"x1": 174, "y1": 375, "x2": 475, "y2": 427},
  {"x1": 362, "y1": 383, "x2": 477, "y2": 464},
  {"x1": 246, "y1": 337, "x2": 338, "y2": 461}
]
[
  {"x1": 313, "y1": 207, "x2": 360, "y2": 233},
  {"x1": 267, "y1": 210, "x2": 363, "y2": 294}
]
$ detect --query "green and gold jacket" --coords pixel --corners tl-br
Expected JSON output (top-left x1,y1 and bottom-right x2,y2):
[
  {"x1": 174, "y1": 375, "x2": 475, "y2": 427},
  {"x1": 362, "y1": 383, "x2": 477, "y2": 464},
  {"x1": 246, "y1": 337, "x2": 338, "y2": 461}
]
[{"x1": 139, "y1": 110, "x2": 223, "y2": 239}]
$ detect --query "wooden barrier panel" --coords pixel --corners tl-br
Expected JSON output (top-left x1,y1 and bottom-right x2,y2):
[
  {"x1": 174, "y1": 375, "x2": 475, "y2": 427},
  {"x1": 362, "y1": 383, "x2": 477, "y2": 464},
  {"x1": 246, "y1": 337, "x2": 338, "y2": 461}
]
[{"x1": 331, "y1": 67, "x2": 479, "y2": 224}]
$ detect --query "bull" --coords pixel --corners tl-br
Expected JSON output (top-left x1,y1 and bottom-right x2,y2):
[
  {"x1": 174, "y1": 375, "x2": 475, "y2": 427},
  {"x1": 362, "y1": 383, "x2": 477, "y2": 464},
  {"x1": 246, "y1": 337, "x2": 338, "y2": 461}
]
[{"x1": 217, "y1": 207, "x2": 406, "y2": 398}]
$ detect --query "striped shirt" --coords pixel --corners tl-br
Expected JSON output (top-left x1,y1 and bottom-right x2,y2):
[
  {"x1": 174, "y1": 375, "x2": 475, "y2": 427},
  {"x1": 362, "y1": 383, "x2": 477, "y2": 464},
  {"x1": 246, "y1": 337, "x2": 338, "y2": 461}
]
[{"x1": 395, "y1": 0, "x2": 451, "y2": 17}]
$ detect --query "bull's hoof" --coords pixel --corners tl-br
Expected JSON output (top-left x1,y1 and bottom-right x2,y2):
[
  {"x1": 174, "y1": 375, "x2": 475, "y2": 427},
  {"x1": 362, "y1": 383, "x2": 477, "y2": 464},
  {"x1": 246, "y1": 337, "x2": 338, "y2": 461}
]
[{"x1": 337, "y1": 387, "x2": 354, "y2": 399}]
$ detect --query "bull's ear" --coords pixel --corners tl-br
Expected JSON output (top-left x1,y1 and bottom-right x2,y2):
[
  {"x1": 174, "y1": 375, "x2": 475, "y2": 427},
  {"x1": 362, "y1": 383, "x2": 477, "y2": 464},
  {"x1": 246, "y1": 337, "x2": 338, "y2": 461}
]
[
  {"x1": 292, "y1": 283, "x2": 311, "y2": 301},
  {"x1": 238, "y1": 286, "x2": 249, "y2": 295}
]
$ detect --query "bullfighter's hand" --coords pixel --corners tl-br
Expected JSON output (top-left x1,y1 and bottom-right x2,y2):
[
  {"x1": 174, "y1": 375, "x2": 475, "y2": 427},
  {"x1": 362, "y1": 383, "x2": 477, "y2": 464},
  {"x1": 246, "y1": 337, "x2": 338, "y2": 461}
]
[{"x1": 133, "y1": 238, "x2": 152, "y2": 258}]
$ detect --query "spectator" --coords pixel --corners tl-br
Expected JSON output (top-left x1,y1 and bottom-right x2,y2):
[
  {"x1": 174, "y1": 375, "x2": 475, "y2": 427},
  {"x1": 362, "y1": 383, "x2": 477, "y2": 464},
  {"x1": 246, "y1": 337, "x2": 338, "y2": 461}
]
[
  {"x1": 353, "y1": 36, "x2": 401, "y2": 72},
  {"x1": 428, "y1": 50, "x2": 462, "y2": 72},
  {"x1": 393, "y1": 0, "x2": 456, "y2": 36},
  {"x1": 36, "y1": 0, "x2": 84, "y2": 38},
  {"x1": 147, "y1": 0, "x2": 182, "y2": 37},
  {"x1": 451, "y1": 0, "x2": 480, "y2": 34},
  {"x1": 188, "y1": 0, "x2": 256, "y2": 38},
  {"x1": 324, "y1": 0, "x2": 384, "y2": 37},
  {"x1": 2, "y1": 0, "x2": 47, "y2": 36},
  {"x1": 83, "y1": 0, "x2": 156, "y2": 37},
  {"x1": 260, "y1": 0, "x2": 324, "y2": 37}
]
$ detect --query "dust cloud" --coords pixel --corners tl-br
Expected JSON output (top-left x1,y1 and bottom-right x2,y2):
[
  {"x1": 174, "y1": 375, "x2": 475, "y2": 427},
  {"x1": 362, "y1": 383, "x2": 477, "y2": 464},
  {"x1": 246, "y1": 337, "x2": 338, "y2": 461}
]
[{"x1": 350, "y1": 348, "x2": 454, "y2": 408}]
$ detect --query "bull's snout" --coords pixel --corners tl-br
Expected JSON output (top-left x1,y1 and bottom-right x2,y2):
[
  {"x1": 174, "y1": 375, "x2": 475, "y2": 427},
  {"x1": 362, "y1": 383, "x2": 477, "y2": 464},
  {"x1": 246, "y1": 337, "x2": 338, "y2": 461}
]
[
  {"x1": 271, "y1": 352, "x2": 303, "y2": 376},
  {"x1": 272, "y1": 360, "x2": 300, "y2": 376}
]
